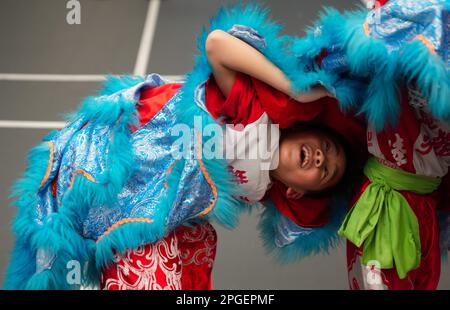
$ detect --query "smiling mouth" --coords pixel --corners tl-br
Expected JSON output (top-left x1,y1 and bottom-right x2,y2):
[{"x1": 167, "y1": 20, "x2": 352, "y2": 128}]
[{"x1": 300, "y1": 145, "x2": 311, "y2": 168}]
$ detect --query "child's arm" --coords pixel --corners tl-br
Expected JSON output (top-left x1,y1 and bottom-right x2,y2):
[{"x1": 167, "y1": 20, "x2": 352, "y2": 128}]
[{"x1": 205, "y1": 29, "x2": 330, "y2": 101}]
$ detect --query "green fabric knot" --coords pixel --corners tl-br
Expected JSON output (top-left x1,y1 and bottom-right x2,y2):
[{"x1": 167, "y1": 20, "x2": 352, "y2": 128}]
[{"x1": 338, "y1": 157, "x2": 441, "y2": 279}]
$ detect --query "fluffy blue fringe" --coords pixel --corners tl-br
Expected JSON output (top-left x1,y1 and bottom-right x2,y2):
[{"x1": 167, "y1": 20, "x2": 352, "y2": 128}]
[
  {"x1": 94, "y1": 157, "x2": 185, "y2": 268},
  {"x1": 397, "y1": 41, "x2": 450, "y2": 123},
  {"x1": 258, "y1": 196, "x2": 347, "y2": 263},
  {"x1": 195, "y1": 2, "x2": 298, "y2": 96},
  {"x1": 290, "y1": 7, "x2": 449, "y2": 130},
  {"x1": 5, "y1": 143, "x2": 95, "y2": 289},
  {"x1": 4, "y1": 143, "x2": 45, "y2": 289},
  {"x1": 5, "y1": 75, "x2": 144, "y2": 289}
]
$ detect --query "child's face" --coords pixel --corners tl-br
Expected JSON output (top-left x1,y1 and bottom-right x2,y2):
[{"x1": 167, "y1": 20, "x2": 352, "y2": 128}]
[{"x1": 273, "y1": 129, "x2": 346, "y2": 198}]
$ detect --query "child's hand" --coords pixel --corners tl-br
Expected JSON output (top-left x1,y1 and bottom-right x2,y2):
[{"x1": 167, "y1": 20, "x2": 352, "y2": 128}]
[{"x1": 292, "y1": 85, "x2": 333, "y2": 103}]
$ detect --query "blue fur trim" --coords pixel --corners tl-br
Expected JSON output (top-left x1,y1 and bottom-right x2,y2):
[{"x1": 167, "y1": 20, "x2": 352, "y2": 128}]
[
  {"x1": 397, "y1": 41, "x2": 450, "y2": 123},
  {"x1": 258, "y1": 196, "x2": 347, "y2": 263},
  {"x1": 194, "y1": 2, "x2": 298, "y2": 96},
  {"x1": 338, "y1": 9, "x2": 401, "y2": 130},
  {"x1": 94, "y1": 157, "x2": 186, "y2": 268},
  {"x1": 4, "y1": 142, "x2": 53, "y2": 289},
  {"x1": 5, "y1": 142, "x2": 94, "y2": 289},
  {"x1": 291, "y1": 7, "x2": 450, "y2": 130},
  {"x1": 95, "y1": 221, "x2": 166, "y2": 269},
  {"x1": 5, "y1": 75, "x2": 144, "y2": 289},
  {"x1": 291, "y1": 8, "x2": 400, "y2": 130},
  {"x1": 97, "y1": 75, "x2": 145, "y2": 96},
  {"x1": 290, "y1": 8, "x2": 348, "y2": 94}
]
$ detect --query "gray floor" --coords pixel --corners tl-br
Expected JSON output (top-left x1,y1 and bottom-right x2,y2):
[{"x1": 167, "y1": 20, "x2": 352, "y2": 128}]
[{"x1": 0, "y1": 0, "x2": 449, "y2": 290}]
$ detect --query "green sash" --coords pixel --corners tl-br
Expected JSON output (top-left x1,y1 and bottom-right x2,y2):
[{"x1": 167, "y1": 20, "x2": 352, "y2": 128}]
[{"x1": 338, "y1": 157, "x2": 441, "y2": 279}]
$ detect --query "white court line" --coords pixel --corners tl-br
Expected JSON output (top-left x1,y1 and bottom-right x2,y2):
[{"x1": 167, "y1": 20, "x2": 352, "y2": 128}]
[
  {"x1": 0, "y1": 72, "x2": 184, "y2": 130},
  {"x1": 0, "y1": 71, "x2": 184, "y2": 130},
  {"x1": 0, "y1": 73, "x2": 183, "y2": 82},
  {"x1": 0, "y1": 1, "x2": 161, "y2": 81},
  {"x1": 0, "y1": 73, "x2": 106, "y2": 82},
  {"x1": 133, "y1": 0, "x2": 161, "y2": 75},
  {"x1": 0, "y1": 120, "x2": 66, "y2": 129}
]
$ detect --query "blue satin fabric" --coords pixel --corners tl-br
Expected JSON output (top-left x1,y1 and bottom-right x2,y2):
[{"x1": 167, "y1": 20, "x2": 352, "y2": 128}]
[
  {"x1": 274, "y1": 215, "x2": 314, "y2": 247},
  {"x1": 35, "y1": 74, "x2": 214, "y2": 241},
  {"x1": 367, "y1": 0, "x2": 449, "y2": 67}
]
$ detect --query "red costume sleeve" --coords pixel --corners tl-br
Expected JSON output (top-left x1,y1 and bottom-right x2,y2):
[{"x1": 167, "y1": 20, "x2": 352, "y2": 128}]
[
  {"x1": 205, "y1": 73, "x2": 266, "y2": 126},
  {"x1": 205, "y1": 72, "x2": 327, "y2": 128}
]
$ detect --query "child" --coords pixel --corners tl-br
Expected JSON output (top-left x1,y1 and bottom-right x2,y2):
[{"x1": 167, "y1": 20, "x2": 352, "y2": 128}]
[{"x1": 4, "y1": 4, "x2": 365, "y2": 290}]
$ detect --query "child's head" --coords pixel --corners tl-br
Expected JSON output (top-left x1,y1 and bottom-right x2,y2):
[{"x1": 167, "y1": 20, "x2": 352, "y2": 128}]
[{"x1": 271, "y1": 125, "x2": 348, "y2": 199}]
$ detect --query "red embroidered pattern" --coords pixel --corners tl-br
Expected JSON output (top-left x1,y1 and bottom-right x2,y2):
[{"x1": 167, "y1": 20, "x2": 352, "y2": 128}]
[{"x1": 100, "y1": 222, "x2": 217, "y2": 290}]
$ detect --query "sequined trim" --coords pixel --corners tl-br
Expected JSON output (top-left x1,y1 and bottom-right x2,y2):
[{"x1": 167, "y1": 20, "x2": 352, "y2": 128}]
[
  {"x1": 194, "y1": 134, "x2": 218, "y2": 218},
  {"x1": 363, "y1": 20, "x2": 370, "y2": 36},
  {"x1": 68, "y1": 170, "x2": 96, "y2": 189},
  {"x1": 415, "y1": 35, "x2": 436, "y2": 54},
  {"x1": 39, "y1": 141, "x2": 54, "y2": 189},
  {"x1": 96, "y1": 218, "x2": 154, "y2": 243}
]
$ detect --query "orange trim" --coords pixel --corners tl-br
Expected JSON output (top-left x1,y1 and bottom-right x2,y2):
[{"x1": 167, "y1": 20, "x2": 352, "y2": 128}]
[
  {"x1": 164, "y1": 161, "x2": 177, "y2": 189},
  {"x1": 415, "y1": 35, "x2": 436, "y2": 54},
  {"x1": 363, "y1": 21, "x2": 370, "y2": 36},
  {"x1": 194, "y1": 133, "x2": 218, "y2": 217},
  {"x1": 39, "y1": 141, "x2": 54, "y2": 189},
  {"x1": 96, "y1": 217, "x2": 154, "y2": 243},
  {"x1": 166, "y1": 161, "x2": 176, "y2": 176},
  {"x1": 68, "y1": 170, "x2": 96, "y2": 189}
]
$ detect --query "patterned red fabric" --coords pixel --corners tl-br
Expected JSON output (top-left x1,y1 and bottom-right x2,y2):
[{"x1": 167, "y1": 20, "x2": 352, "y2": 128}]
[
  {"x1": 346, "y1": 177, "x2": 441, "y2": 290},
  {"x1": 100, "y1": 222, "x2": 217, "y2": 290},
  {"x1": 176, "y1": 223, "x2": 217, "y2": 290}
]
